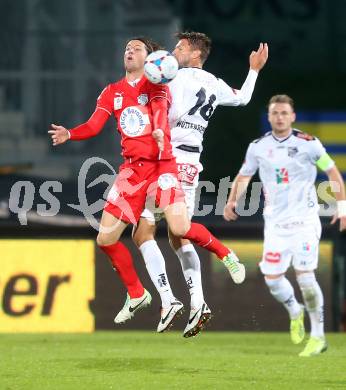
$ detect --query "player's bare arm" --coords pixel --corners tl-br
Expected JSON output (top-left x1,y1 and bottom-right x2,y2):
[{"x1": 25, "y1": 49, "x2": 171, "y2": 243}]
[
  {"x1": 223, "y1": 174, "x2": 252, "y2": 221},
  {"x1": 326, "y1": 165, "x2": 346, "y2": 231},
  {"x1": 249, "y1": 42, "x2": 269, "y2": 73},
  {"x1": 48, "y1": 124, "x2": 70, "y2": 146}
]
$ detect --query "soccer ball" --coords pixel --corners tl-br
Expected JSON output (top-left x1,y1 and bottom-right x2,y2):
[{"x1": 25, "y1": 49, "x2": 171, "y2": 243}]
[{"x1": 144, "y1": 50, "x2": 178, "y2": 84}]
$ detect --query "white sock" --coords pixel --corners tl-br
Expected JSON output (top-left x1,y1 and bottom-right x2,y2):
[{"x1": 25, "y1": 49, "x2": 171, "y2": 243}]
[
  {"x1": 139, "y1": 240, "x2": 175, "y2": 308},
  {"x1": 297, "y1": 272, "x2": 324, "y2": 338},
  {"x1": 176, "y1": 244, "x2": 204, "y2": 309},
  {"x1": 265, "y1": 276, "x2": 302, "y2": 319}
]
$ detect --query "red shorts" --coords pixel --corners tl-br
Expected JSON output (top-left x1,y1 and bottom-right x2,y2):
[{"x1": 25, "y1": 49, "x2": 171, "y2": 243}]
[{"x1": 104, "y1": 158, "x2": 185, "y2": 224}]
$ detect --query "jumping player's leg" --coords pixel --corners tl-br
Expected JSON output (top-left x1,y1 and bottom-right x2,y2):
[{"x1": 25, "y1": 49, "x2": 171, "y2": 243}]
[
  {"x1": 132, "y1": 217, "x2": 183, "y2": 332},
  {"x1": 153, "y1": 161, "x2": 244, "y2": 281},
  {"x1": 132, "y1": 217, "x2": 176, "y2": 308},
  {"x1": 97, "y1": 209, "x2": 144, "y2": 298},
  {"x1": 163, "y1": 201, "x2": 245, "y2": 284},
  {"x1": 169, "y1": 234, "x2": 204, "y2": 310},
  {"x1": 97, "y1": 209, "x2": 151, "y2": 323},
  {"x1": 132, "y1": 217, "x2": 178, "y2": 307},
  {"x1": 166, "y1": 182, "x2": 210, "y2": 337},
  {"x1": 153, "y1": 163, "x2": 234, "y2": 261},
  {"x1": 169, "y1": 231, "x2": 211, "y2": 337},
  {"x1": 139, "y1": 183, "x2": 205, "y2": 309},
  {"x1": 164, "y1": 202, "x2": 226, "y2": 257},
  {"x1": 170, "y1": 184, "x2": 205, "y2": 310}
]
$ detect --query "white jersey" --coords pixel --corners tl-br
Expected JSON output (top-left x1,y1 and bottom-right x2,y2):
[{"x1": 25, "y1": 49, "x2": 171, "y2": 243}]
[
  {"x1": 239, "y1": 129, "x2": 334, "y2": 225},
  {"x1": 168, "y1": 67, "x2": 258, "y2": 167}
]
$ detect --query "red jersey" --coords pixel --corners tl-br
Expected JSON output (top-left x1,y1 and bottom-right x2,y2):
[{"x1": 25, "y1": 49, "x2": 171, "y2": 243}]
[{"x1": 96, "y1": 76, "x2": 173, "y2": 161}]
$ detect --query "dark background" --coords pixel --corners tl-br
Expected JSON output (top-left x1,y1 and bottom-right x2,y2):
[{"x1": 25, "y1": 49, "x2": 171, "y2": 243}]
[{"x1": 1, "y1": 0, "x2": 345, "y2": 182}]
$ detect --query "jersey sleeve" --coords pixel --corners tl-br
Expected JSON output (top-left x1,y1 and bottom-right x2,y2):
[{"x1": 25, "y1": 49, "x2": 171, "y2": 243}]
[
  {"x1": 238, "y1": 143, "x2": 258, "y2": 176},
  {"x1": 69, "y1": 108, "x2": 109, "y2": 140},
  {"x1": 149, "y1": 83, "x2": 171, "y2": 104},
  {"x1": 150, "y1": 97, "x2": 168, "y2": 132},
  {"x1": 96, "y1": 85, "x2": 113, "y2": 116},
  {"x1": 308, "y1": 137, "x2": 335, "y2": 171},
  {"x1": 217, "y1": 70, "x2": 258, "y2": 106}
]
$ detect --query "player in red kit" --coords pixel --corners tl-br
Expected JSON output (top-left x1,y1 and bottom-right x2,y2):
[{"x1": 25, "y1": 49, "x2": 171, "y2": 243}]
[{"x1": 49, "y1": 37, "x2": 244, "y2": 326}]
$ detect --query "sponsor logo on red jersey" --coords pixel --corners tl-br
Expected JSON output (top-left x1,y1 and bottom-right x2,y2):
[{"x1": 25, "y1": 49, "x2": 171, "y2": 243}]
[
  {"x1": 137, "y1": 94, "x2": 148, "y2": 105},
  {"x1": 119, "y1": 106, "x2": 149, "y2": 137}
]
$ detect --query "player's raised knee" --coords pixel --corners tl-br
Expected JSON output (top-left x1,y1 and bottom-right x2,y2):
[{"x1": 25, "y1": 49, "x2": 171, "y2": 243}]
[
  {"x1": 169, "y1": 223, "x2": 190, "y2": 238},
  {"x1": 96, "y1": 233, "x2": 117, "y2": 247}
]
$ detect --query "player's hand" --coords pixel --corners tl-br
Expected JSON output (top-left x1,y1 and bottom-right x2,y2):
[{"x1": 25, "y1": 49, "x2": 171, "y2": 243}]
[
  {"x1": 48, "y1": 124, "x2": 70, "y2": 146},
  {"x1": 331, "y1": 213, "x2": 346, "y2": 232},
  {"x1": 249, "y1": 43, "x2": 269, "y2": 72},
  {"x1": 152, "y1": 129, "x2": 164, "y2": 152},
  {"x1": 223, "y1": 201, "x2": 238, "y2": 221}
]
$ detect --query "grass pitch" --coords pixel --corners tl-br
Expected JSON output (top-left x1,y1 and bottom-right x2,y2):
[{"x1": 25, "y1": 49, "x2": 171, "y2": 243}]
[{"x1": 0, "y1": 332, "x2": 345, "y2": 390}]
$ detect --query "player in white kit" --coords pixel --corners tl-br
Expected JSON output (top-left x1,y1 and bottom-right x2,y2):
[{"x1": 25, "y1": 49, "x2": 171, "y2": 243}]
[
  {"x1": 224, "y1": 94, "x2": 346, "y2": 356},
  {"x1": 132, "y1": 32, "x2": 268, "y2": 337}
]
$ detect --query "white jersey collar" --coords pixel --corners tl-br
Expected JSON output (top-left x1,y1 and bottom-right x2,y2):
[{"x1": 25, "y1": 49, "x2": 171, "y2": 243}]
[{"x1": 271, "y1": 131, "x2": 293, "y2": 143}]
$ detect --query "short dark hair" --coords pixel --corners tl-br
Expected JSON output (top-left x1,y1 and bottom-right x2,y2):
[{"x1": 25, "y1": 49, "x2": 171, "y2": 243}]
[
  {"x1": 125, "y1": 37, "x2": 162, "y2": 54},
  {"x1": 268, "y1": 94, "x2": 295, "y2": 110},
  {"x1": 175, "y1": 31, "x2": 211, "y2": 64}
]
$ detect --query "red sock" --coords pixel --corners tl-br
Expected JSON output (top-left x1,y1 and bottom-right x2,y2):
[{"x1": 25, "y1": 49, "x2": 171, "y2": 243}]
[
  {"x1": 183, "y1": 222, "x2": 230, "y2": 259},
  {"x1": 99, "y1": 241, "x2": 144, "y2": 298}
]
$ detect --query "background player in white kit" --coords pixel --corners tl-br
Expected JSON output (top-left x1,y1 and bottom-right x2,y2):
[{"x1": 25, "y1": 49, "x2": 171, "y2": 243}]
[
  {"x1": 133, "y1": 32, "x2": 268, "y2": 337},
  {"x1": 224, "y1": 94, "x2": 346, "y2": 356}
]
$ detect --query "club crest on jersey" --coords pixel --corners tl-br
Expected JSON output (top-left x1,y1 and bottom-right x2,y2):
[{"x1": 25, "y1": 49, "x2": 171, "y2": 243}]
[
  {"x1": 137, "y1": 94, "x2": 148, "y2": 106},
  {"x1": 119, "y1": 106, "x2": 149, "y2": 137},
  {"x1": 114, "y1": 96, "x2": 123, "y2": 110},
  {"x1": 288, "y1": 147, "x2": 298, "y2": 157},
  {"x1": 275, "y1": 168, "x2": 289, "y2": 184}
]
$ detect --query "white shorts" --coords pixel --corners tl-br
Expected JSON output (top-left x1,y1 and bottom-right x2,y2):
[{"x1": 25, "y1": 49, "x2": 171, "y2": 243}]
[
  {"x1": 141, "y1": 182, "x2": 197, "y2": 222},
  {"x1": 259, "y1": 219, "x2": 322, "y2": 275}
]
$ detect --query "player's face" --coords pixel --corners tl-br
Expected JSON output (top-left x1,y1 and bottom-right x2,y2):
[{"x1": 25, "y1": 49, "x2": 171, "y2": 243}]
[
  {"x1": 173, "y1": 39, "x2": 194, "y2": 67},
  {"x1": 124, "y1": 40, "x2": 148, "y2": 72},
  {"x1": 268, "y1": 103, "x2": 296, "y2": 136}
]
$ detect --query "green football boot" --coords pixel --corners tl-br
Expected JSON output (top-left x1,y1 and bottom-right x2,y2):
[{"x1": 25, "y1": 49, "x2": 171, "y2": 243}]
[
  {"x1": 290, "y1": 305, "x2": 305, "y2": 344},
  {"x1": 299, "y1": 336, "x2": 328, "y2": 357},
  {"x1": 222, "y1": 250, "x2": 245, "y2": 284}
]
